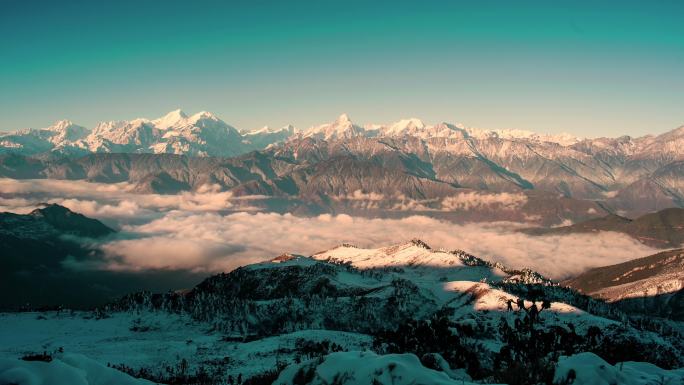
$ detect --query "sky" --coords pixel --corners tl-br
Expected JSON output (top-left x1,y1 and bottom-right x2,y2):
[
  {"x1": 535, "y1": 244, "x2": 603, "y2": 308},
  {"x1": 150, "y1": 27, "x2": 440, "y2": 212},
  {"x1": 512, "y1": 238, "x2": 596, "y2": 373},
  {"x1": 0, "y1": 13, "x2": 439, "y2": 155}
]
[{"x1": 1, "y1": 0, "x2": 683, "y2": 137}]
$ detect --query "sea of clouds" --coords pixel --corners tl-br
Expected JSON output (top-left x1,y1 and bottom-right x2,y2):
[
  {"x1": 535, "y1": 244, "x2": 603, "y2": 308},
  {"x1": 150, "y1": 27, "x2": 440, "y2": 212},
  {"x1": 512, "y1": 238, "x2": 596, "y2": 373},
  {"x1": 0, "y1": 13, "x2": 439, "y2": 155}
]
[{"x1": 0, "y1": 178, "x2": 661, "y2": 279}]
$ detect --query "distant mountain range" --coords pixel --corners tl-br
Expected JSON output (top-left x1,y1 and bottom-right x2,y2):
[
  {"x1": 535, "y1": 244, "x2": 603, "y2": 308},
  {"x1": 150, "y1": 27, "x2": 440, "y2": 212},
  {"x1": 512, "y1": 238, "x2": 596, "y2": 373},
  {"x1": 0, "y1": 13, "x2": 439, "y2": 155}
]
[
  {"x1": 0, "y1": 110, "x2": 586, "y2": 157},
  {"x1": 2, "y1": 110, "x2": 684, "y2": 220},
  {"x1": 0, "y1": 109, "x2": 291, "y2": 158}
]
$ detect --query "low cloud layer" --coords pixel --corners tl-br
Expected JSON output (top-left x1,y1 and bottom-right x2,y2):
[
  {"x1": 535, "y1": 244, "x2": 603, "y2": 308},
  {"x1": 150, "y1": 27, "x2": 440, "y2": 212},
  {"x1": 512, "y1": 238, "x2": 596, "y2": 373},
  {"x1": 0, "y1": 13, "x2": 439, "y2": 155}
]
[
  {"x1": 0, "y1": 178, "x2": 662, "y2": 279},
  {"x1": 101, "y1": 212, "x2": 658, "y2": 279},
  {"x1": 0, "y1": 178, "x2": 259, "y2": 222}
]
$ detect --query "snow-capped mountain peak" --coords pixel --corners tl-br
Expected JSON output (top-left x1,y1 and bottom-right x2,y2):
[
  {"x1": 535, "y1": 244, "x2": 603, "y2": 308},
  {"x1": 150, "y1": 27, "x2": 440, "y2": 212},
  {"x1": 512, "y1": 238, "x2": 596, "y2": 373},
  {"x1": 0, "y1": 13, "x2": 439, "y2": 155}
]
[
  {"x1": 240, "y1": 124, "x2": 296, "y2": 149},
  {"x1": 375, "y1": 120, "x2": 468, "y2": 140},
  {"x1": 336, "y1": 113, "x2": 351, "y2": 123},
  {"x1": 189, "y1": 110, "x2": 219, "y2": 123},
  {"x1": 383, "y1": 118, "x2": 426, "y2": 136},
  {"x1": 129, "y1": 118, "x2": 151, "y2": 126},
  {"x1": 152, "y1": 109, "x2": 188, "y2": 129},
  {"x1": 151, "y1": 109, "x2": 225, "y2": 132},
  {"x1": 489, "y1": 128, "x2": 580, "y2": 145},
  {"x1": 244, "y1": 125, "x2": 273, "y2": 135},
  {"x1": 46, "y1": 119, "x2": 75, "y2": 131},
  {"x1": 243, "y1": 124, "x2": 296, "y2": 136},
  {"x1": 312, "y1": 239, "x2": 505, "y2": 275},
  {"x1": 4, "y1": 109, "x2": 684, "y2": 168},
  {"x1": 302, "y1": 113, "x2": 364, "y2": 140},
  {"x1": 42, "y1": 119, "x2": 89, "y2": 143},
  {"x1": 92, "y1": 120, "x2": 126, "y2": 133}
]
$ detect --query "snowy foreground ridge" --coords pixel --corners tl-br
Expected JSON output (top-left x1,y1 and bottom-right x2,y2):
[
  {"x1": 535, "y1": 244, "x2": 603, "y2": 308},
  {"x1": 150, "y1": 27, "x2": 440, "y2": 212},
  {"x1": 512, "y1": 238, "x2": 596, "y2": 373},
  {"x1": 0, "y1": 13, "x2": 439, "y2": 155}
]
[
  {"x1": 274, "y1": 351, "x2": 476, "y2": 385},
  {"x1": 2, "y1": 351, "x2": 683, "y2": 385},
  {"x1": 277, "y1": 351, "x2": 684, "y2": 385},
  {"x1": 1, "y1": 240, "x2": 683, "y2": 384},
  {"x1": 554, "y1": 353, "x2": 684, "y2": 385},
  {"x1": 0, "y1": 354, "x2": 154, "y2": 385}
]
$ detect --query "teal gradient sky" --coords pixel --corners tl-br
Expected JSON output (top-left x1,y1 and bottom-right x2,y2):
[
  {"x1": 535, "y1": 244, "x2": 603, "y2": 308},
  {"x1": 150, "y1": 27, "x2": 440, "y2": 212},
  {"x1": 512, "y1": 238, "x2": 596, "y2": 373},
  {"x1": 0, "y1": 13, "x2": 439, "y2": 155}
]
[{"x1": 1, "y1": 0, "x2": 683, "y2": 137}]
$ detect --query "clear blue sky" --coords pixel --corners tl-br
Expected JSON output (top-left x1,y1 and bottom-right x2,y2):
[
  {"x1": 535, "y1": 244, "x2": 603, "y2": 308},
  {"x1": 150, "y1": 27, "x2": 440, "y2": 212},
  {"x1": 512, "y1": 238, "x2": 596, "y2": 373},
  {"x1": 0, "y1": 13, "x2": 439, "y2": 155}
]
[{"x1": 1, "y1": 0, "x2": 683, "y2": 137}]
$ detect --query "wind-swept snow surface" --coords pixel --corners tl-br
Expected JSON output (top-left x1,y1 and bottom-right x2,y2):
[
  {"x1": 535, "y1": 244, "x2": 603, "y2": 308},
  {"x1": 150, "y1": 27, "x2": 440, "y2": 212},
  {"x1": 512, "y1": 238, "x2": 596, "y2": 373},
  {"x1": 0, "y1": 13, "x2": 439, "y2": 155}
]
[
  {"x1": 553, "y1": 352, "x2": 684, "y2": 385},
  {"x1": 0, "y1": 354, "x2": 155, "y2": 385},
  {"x1": 275, "y1": 351, "x2": 480, "y2": 385}
]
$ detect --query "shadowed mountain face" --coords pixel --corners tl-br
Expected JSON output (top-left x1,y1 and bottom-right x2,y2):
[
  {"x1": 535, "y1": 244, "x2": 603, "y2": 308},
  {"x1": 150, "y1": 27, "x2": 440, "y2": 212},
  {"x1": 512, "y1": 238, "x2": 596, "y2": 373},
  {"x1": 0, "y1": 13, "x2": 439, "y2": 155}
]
[
  {"x1": 525, "y1": 208, "x2": 684, "y2": 248},
  {"x1": 1, "y1": 207, "x2": 107, "y2": 273},
  {"x1": 8, "y1": 203, "x2": 115, "y2": 238},
  {"x1": 0, "y1": 204, "x2": 204, "y2": 309},
  {"x1": 564, "y1": 249, "x2": 684, "y2": 319}
]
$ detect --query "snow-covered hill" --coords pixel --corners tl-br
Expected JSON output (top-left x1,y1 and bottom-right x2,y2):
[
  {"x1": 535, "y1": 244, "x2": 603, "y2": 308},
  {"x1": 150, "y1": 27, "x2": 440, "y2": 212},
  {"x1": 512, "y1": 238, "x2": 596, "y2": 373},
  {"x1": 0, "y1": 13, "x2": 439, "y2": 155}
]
[
  {"x1": 526, "y1": 207, "x2": 684, "y2": 248},
  {"x1": 1, "y1": 239, "x2": 682, "y2": 384},
  {"x1": 0, "y1": 353, "x2": 155, "y2": 385},
  {"x1": 275, "y1": 351, "x2": 476, "y2": 385},
  {"x1": 313, "y1": 241, "x2": 507, "y2": 276},
  {"x1": 554, "y1": 352, "x2": 684, "y2": 385},
  {"x1": 564, "y1": 248, "x2": 684, "y2": 320}
]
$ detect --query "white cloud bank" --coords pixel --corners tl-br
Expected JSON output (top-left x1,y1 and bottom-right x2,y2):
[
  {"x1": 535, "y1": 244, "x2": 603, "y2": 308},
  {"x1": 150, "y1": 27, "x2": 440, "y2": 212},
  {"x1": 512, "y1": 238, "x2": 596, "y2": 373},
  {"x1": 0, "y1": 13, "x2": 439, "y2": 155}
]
[
  {"x1": 101, "y1": 212, "x2": 658, "y2": 279},
  {"x1": 0, "y1": 178, "x2": 258, "y2": 221},
  {"x1": 0, "y1": 178, "x2": 661, "y2": 279}
]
